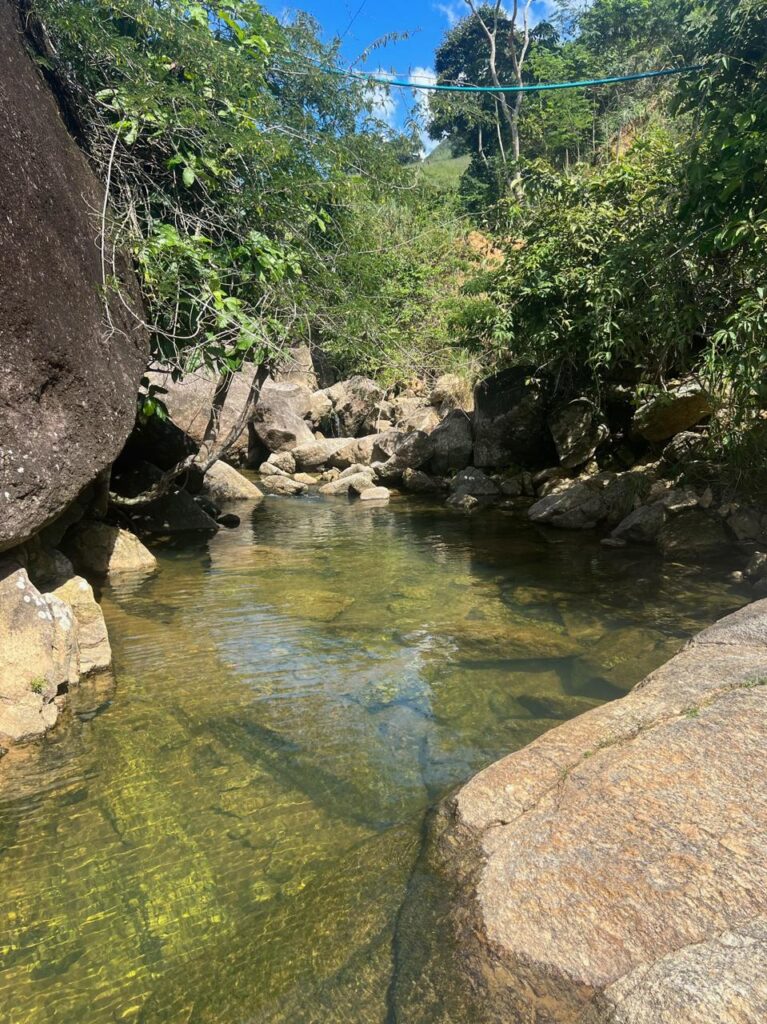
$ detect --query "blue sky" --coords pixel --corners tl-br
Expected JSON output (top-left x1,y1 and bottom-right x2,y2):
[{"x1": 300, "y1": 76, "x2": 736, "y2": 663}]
[{"x1": 267, "y1": 1, "x2": 557, "y2": 149}]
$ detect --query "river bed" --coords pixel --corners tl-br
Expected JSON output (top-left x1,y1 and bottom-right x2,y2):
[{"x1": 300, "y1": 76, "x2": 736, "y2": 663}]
[{"x1": 0, "y1": 495, "x2": 747, "y2": 1023}]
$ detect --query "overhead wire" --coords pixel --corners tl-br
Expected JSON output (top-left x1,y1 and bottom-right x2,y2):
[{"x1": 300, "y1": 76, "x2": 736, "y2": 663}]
[{"x1": 275, "y1": 53, "x2": 704, "y2": 94}]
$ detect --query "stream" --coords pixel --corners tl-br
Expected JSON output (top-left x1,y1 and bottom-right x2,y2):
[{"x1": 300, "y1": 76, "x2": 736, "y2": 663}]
[{"x1": 0, "y1": 495, "x2": 747, "y2": 1023}]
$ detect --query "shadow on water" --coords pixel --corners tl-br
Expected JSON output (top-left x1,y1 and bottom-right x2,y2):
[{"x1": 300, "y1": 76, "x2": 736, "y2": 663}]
[{"x1": 0, "y1": 495, "x2": 749, "y2": 1023}]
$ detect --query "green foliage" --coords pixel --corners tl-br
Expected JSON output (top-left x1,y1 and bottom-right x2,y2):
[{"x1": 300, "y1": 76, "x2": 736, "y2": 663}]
[
  {"x1": 33, "y1": 0, "x2": 457, "y2": 391},
  {"x1": 466, "y1": 134, "x2": 703, "y2": 377},
  {"x1": 449, "y1": 0, "x2": 767, "y2": 445}
]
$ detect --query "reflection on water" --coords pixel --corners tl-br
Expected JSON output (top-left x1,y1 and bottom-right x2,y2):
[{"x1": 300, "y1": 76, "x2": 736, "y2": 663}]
[{"x1": 0, "y1": 496, "x2": 747, "y2": 1023}]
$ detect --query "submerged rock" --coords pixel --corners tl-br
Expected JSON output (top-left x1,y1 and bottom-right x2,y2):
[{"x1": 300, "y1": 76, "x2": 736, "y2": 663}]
[
  {"x1": 416, "y1": 600, "x2": 767, "y2": 1024},
  {"x1": 446, "y1": 493, "x2": 479, "y2": 513},
  {"x1": 657, "y1": 509, "x2": 730, "y2": 559}
]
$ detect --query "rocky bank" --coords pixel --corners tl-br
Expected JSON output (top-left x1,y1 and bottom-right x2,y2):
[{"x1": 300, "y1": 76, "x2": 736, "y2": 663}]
[
  {"x1": 0, "y1": 0, "x2": 148, "y2": 744},
  {"x1": 397, "y1": 601, "x2": 767, "y2": 1024}
]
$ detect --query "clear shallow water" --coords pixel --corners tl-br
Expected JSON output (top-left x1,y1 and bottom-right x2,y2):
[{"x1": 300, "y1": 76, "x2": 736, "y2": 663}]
[{"x1": 0, "y1": 496, "x2": 747, "y2": 1023}]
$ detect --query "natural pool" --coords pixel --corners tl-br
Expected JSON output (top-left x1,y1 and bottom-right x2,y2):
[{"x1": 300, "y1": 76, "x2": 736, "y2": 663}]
[{"x1": 0, "y1": 496, "x2": 747, "y2": 1023}]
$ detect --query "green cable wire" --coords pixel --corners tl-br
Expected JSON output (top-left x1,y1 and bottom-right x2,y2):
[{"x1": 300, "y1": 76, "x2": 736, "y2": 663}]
[{"x1": 278, "y1": 55, "x2": 704, "y2": 93}]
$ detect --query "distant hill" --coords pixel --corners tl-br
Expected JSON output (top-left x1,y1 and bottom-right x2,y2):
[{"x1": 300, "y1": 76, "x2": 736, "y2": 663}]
[{"x1": 419, "y1": 139, "x2": 471, "y2": 190}]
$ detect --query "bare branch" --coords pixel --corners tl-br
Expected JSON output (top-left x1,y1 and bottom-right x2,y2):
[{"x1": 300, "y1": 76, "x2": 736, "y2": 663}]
[{"x1": 109, "y1": 361, "x2": 271, "y2": 508}]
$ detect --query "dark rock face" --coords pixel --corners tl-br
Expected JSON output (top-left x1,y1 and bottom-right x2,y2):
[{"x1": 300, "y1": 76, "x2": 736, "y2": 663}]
[
  {"x1": 473, "y1": 368, "x2": 554, "y2": 469},
  {"x1": 430, "y1": 411, "x2": 474, "y2": 475},
  {"x1": 111, "y1": 463, "x2": 219, "y2": 536},
  {"x1": 548, "y1": 398, "x2": 608, "y2": 469},
  {"x1": 0, "y1": 1, "x2": 148, "y2": 552}
]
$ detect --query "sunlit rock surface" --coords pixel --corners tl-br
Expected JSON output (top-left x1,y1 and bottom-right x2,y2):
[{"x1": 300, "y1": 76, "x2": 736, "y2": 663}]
[{"x1": 414, "y1": 600, "x2": 767, "y2": 1024}]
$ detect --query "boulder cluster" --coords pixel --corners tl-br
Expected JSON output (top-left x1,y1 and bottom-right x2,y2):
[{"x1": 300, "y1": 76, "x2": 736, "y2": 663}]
[{"x1": 154, "y1": 353, "x2": 767, "y2": 585}]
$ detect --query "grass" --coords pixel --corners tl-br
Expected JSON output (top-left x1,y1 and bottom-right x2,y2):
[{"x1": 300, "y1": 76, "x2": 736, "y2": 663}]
[{"x1": 419, "y1": 139, "x2": 471, "y2": 191}]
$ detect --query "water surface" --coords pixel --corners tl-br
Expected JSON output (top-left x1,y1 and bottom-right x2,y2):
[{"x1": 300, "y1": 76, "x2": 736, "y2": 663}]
[{"x1": 0, "y1": 496, "x2": 746, "y2": 1023}]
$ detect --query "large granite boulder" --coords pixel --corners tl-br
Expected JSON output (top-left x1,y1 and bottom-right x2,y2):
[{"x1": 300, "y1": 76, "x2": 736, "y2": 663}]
[
  {"x1": 250, "y1": 380, "x2": 315, "y2": 454},
  {"x1": 416, "y1": 600, "x2": 767, "y2": 1024},
  {"x1": 328, "y1": 431, "x2": 403, "y2": 470},
  {"x1": 390, "y1": 395, "x2": 441, "y2": 434},
  {"x1": 145, "y1": 366, "x2": 260, "y2": 465},
  {"x1": 292, "y1": 438, "x2": 354, "y2": 471},
  {"x1": 321, "y1": 376, "x2": 385, "y2": 437},
  {"x1": 430, "y1": 411, "x2": 474, "y2": 475},
  {"x1": 473, "y1": 368, "x2": 554, "y2": 469},
  {"x1": 529, "y1": 471, "x2": 650, "y2": 531},
  {"x1": 63, "y1": 521, "x2": 157, "y2": 577},
  {"x1": 448, "y1": 467, "x2": 500, "y2": 498},
  {"x1": 632, "y1": 383, "x2": 712, "y2": 443},
  {"x1": 201, "y1": 461, "x2": 263, "y2": 503},
  {"x1": 319, "y1": 471, "x2": 376, "y2": 496},
  {"x1": 272, "y1": 343, "x2": 318, "y2": 391},
  {"x1": 0, "y1": 2, "x2": 148, "y2": 551},
  {"x1": 49, "y1": 575, "x2": 112, "y2": 676},
  {"x1": 375, "y1": 431, "x2": 436, "y2": 482},
  {"x1": 548, "y1": 398, "x2": 608, "y2": 469}
]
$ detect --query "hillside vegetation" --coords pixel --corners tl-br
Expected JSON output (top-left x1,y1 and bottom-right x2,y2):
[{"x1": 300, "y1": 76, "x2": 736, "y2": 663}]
[{"x1": 29, "y1": 0, "x2": 767, "y2": 476}]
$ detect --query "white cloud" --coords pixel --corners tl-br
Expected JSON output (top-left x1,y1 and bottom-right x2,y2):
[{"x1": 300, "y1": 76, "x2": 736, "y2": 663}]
[
  {"x1": 365, "y1": 69, "x2": 398, "y2": 128},
  {"x1": 529, "y1": 0, "x2": 557, "y2": 27},
  {"x1": 434, "y1": 1, "x2": 464, "y2": 28},
  {"x1": 435, "y1": 0, "x2": 556, "y2": 30},
  {"x1": 409, "y1": 66, "x2": 439, "y2": 157}
]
